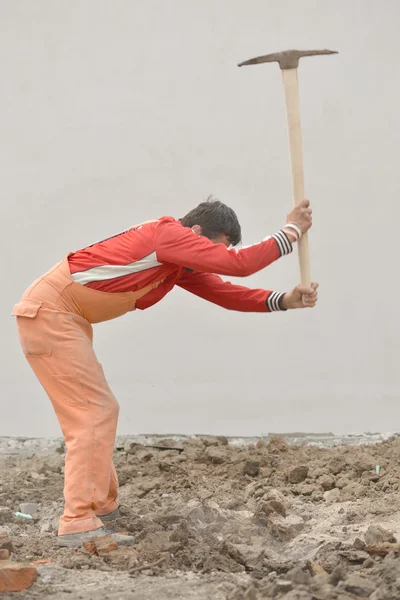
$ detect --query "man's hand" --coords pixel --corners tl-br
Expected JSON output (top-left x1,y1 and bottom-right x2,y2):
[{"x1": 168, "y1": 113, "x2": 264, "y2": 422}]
[
  {"x1": 286, "y1": 199, "x2": 312, "y2": 234},
  {"x1": 282, "y1": 282, "x2": 319, "y2": 310}
]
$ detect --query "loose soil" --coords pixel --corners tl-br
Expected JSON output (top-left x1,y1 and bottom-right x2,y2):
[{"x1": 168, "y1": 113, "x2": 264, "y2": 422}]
[{"x1": 1, "y1": 434, "x2": 400, "y2": 599}]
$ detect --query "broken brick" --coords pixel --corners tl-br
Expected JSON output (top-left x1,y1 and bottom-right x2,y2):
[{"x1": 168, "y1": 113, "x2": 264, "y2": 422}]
[
  {"x1": 31, "y1": 558, "x2": 51, "y2": 565},
  {"x1": 0, "y1": 562, "x2": 37, "y2": 593},
  {"x1": 91, "y1": 534, "x2": 118, "y2": 555},
  {"x1": 82, "y1": 540, "x2": 97, "y2": 555}
]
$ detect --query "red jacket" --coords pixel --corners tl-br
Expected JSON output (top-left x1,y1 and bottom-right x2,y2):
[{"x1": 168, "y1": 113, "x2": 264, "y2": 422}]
[{"x1": 68, "y1": 217, "x2": 293, "y2": 313}]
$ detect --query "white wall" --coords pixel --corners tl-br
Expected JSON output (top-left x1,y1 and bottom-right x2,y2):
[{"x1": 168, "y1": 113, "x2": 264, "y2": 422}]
[{"x1": 1, "y1": 0, "x2": 398, "y2": 437}]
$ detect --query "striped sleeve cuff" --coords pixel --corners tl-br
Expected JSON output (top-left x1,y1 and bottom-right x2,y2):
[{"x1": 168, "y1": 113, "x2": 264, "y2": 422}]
[
  {"x1": 266, "y1": 291, "x2": 287, "y2": 312},
  {"x1": 272, "y1": 230, "x2": 293, "y2": 257}
]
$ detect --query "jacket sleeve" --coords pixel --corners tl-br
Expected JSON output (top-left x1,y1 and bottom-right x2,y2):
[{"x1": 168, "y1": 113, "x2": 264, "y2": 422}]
[
  {"x1": 177, "y1": 269, "x2": 286, "y2": 313},
  {"x1": 155, "y1": 218, "x2": 293, "y2": 277}
]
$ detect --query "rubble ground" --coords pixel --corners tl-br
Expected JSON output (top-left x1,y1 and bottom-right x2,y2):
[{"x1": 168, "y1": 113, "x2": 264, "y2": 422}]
[{"x1": 1, "y1": 435, "x2": 400, "y2": 599}]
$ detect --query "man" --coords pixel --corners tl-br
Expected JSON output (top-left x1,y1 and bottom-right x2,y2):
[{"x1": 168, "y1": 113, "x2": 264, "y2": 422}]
[{"x1": 12, "y1": 197, "x2": 317, "y2": 547}]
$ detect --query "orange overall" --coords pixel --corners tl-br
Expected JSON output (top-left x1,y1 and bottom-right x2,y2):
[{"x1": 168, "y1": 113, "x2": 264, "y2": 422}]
[{"x1": 12, "y1": 256, "x2": 160, "y2": 535}]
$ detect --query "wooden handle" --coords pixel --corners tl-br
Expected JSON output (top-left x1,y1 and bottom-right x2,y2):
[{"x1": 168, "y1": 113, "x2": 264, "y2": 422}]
[{"x1": 281, "y1": 68, "x2": 311, "y2": 287}]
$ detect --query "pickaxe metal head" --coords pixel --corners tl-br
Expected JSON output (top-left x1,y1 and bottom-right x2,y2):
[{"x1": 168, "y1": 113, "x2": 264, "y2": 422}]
[{"x1": 238, "y1": 49, "x2": 338, "y2": 70}]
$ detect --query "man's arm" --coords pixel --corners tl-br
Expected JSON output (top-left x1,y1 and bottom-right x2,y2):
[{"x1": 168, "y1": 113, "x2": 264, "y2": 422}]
[
  {"x1": 156, "y1": 218, "x2": 293, "y2": 277},
  {"x1": 177, "y1": 269, "x2": 286, "y2": 312},
  {"x1": 177, "y1": 270, "x2": 319, "y2": 312}
]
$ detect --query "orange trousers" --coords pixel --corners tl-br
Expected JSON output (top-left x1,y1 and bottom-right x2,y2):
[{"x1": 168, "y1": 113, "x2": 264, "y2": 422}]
[{"x1": 12, "y1": 256, "x2": 155, "y2": 535}]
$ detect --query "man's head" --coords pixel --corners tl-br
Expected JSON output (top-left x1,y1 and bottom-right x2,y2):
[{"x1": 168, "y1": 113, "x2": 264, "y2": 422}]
[{"x1": 180, "y1": 196, "x2": 242, "y2": 248}]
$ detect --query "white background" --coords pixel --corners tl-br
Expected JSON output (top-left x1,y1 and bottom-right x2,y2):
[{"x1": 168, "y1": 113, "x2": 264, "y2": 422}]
[{"x1": 1, "y1": 0, "x2": 398, "y2": 437}]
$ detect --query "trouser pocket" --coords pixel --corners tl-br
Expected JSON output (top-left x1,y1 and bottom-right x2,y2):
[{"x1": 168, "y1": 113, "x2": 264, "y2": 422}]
[{"x1": 12, "y1": 300, "x2": 52, "y2": 357}]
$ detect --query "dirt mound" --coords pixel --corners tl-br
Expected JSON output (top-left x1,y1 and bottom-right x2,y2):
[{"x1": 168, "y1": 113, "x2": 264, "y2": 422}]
[{"x1": 1, "y1": 435, "x2": 400, "y2": 598}]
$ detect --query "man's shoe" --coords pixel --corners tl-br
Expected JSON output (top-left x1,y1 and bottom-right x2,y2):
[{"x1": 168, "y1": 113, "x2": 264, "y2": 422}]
[
  {"x1": 56, "y1": 526, "x2": 135, "y2": 547},
  {"x1": 97, "y1": 508, "x2": 121, "y2": 522}
]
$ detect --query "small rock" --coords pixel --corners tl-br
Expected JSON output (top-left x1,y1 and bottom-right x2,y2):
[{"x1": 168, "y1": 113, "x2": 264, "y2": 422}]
[
  {"x1": 205, "y1": 446, "x2": 228, "y2": 464},
  {"x1": 323, "y1": 488, "x2": 340, "y2": 504},
  {"x1": 330, "y1": 565, "x2": 346, "y2": 586},
  {"x1": 216, "y1": 436, "x2": 229, "y2": 446},
  {"x1": 335, "y1": 476, "x2": 351, "y2": 489},
  {"x1": 198, "y1": 489, "x2": 214, "y2": 502},
  {"x1": 243, "y1": 587, "x2": 258, "y2": 600},
  {"x1": 363, "y1": 558, "x2": 374, "y2": 568},
  {"x1": 138, "y1": 478, "x2": 161, "y2": 497},
  {"x1": 136, "y1": 449, "x2": 154, "y2": 462},
  {"x1": 0, "y1": 530, "x2": 13, "y2": 553},
  {"x1": 243, "y1": 461, "x2": 260, "y2": 477},
  {"x1": 38, "y1": 456, "x2": 62, "y2": 474},
  {"x1": 153, "y1": 438, "x2": 182, "y2": 449},
  {"x1": 267, "y1": 436, "x2": 289, "y2": 452},
  {"x1": 259, "y1": 467, "x2": 272, "y2": 478},
  {"x1": 256, "y1": 440, "x2": 267, "y2": 450},
  {"x1": 204, "y1": 500, "x2": 229, "y2": 524},
  {"x1": 273, "y1": 580, "x2": 292, "y2": 594},
  {"x1": 328, "y1": 456, "x2": 347, "y2": 475},
  {"x1": 231, "y1": 544, "x2": 263, "y2": 571},
  {"x1": 244, "y1": 481, "x2": 261, "y2": 501},
  {"x1": 0, "y1": 508, "x2": 13, "y2": 526},
  {"x1": 254, "y1": 499, "x2": 286, "y2": 525},
  {"x1": 353, "y1": 456, "x2": 375, "y2": 474},
  {"x1": 263, "y1": 488, "x2": 287, "y2": 506},
  {"x1": 202, "y1": 436, "x2": 228, "y2": 447},
  {"x1": 295, "y1": 483, "x2": 314, "y2": 496},
  {"x1": 0, "y1": 550, "x2": 9, "y2": 561},
  {"x1": 311, "y1": 467, "x2": 328, "y2": 479},
  {"x1": 342, "y1": 482, "x2": 366, "y2": 499},
  {"x1": 40, "y1": 523, "x2": 53, "y2": 534},
  {"x1": 311, "y1": 489, "x2": 324, "y2": 502},
  {"x1": 364, "y1": 524, "x2": 396, "y2": 545},
  {"x1": 319, "y1": 475, "x2": 335, "y2": 490},
  {"x1": 124, "y1": 441, "x2": 141, "y2": 454},
  {"x1": 345, "y1": 509, "x2": 358, "y2": 523},
  {"x1": 182, "y1": 499, "x2": 206, "y2": 524},
  {"x1": 354, "y1": 537, "x2": 366, "y2": 550},
  {"x1": 0, "y1": 563, "x2": 37, "y2": 593},
  {"x1": 288, "y1": 465, "x2": 308, "y2": 484},
  {"x1": 183, "y1": 440, "x2": 205, "y2": 460},
  {"x1": 267, "y1": 514, "x2": 304, "y2": 541},
  {"x1": 265, "y1": 500, "x2": 286, "y2": 517},
  {"x1": 55, "y1": 442, "x2": 65, "y2": 454},
  {"x1": 361, "y1": 472, "x2": 380, "y2": 484},
  {"x1": 339, "y1": 550, "x2": 369, "y2": 563},
  {"x1": 344, "y1": 573, "x2": 376, "y2": 597}
]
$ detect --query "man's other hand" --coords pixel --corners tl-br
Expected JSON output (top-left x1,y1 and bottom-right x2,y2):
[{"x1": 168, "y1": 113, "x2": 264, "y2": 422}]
[{"x1": 282, "y1": 282, "x2": 319, "y2": 309}]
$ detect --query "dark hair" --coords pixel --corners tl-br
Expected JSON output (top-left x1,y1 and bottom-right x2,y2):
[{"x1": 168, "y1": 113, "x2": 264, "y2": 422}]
[{"x1": 180, "y1": 196, "x2": 242, "y2": 246}]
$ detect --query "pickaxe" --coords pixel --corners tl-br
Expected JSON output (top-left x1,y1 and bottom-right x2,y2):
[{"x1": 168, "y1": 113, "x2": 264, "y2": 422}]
[{"x1": 238, "y1": 49, "x2": 338, "y2": 287}]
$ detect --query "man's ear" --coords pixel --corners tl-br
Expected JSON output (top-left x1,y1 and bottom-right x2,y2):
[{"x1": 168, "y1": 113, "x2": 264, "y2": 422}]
[{"x1": 191, "y1": 224, "x2": 202, "y2": 236}]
